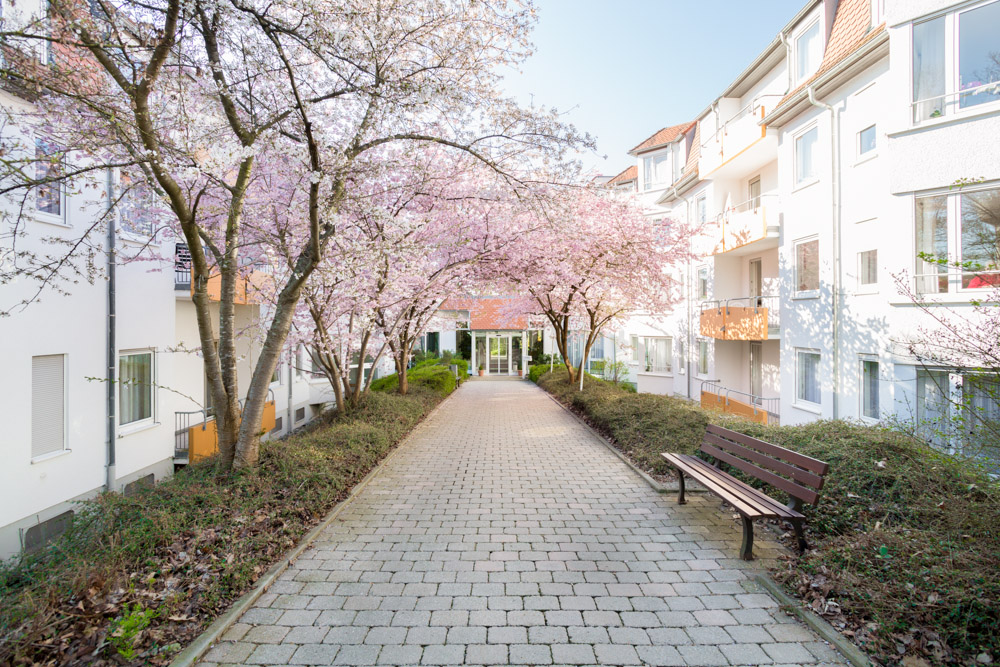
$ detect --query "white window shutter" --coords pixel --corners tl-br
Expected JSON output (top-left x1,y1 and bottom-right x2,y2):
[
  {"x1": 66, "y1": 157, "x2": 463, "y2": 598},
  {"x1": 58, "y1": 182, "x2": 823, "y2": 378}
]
[{"x1": 32, "y1": 355, "x2": 65, "y2": 458}]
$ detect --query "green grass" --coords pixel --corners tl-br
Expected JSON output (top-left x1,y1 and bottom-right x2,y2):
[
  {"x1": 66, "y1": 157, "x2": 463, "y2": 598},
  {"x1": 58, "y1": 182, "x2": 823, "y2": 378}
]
[
  {"x1": 534, "y1": 370, "x2": 1000, "y2": 666},
  {"x1": 369, "y1": 357, "x2": 462, "y2": 396},
  {"x1": 0, "y1": 386, "x2": 446, "y2": 666}
]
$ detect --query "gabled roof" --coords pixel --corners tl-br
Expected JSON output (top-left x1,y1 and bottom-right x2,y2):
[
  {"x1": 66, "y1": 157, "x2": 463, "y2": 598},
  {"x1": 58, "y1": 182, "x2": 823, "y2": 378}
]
[
  {"x1": 607, "y1": 165, "x2": 637, "y2": 186},
  {"x1": 438, "y1": 296, "x2": 529, "y2": 331},
  {"x1": 771, "y1": 0, "x2": 886, "y2": 115},
  {"x1": 681, "y1": 123, "x2": 700, "y2": 178},
  {"x1": 628, "y1": 122, "x2": 695, "y2": 155}
]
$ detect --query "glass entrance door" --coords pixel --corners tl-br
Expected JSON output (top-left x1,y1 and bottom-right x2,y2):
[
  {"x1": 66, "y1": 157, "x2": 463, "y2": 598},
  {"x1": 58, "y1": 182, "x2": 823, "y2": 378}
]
[{"x1": 489, "y1": 336, "x2": 509, "y2": 374}]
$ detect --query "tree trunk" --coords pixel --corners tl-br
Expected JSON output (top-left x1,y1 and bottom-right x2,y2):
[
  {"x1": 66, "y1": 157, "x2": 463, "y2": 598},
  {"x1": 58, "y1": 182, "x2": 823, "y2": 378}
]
[{"x1": 394, "y1": 353, "x2": 409, "y2": 395}]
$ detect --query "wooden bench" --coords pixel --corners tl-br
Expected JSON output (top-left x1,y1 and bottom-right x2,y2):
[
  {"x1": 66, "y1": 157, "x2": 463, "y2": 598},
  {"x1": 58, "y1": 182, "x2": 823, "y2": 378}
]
[{"x1": 662, "y1": 424, "x2": 830, "y2": 561}]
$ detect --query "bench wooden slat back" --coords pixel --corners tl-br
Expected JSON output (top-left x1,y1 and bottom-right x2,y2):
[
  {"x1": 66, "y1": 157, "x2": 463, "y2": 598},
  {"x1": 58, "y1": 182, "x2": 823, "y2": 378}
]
[{"x1": 702, "y1": 425, "x2": 828, "y2": 506}]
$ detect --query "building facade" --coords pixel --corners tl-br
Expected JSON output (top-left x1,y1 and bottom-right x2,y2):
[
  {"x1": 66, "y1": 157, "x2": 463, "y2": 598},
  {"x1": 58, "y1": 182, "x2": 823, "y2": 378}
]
[{"x1": 613, "y1": 0, "x2": 1000, "y2": 454}]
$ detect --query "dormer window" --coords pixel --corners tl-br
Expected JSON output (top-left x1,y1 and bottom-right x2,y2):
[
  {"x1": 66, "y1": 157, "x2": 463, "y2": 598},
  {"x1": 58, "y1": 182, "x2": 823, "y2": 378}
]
[
  {"x1": 795, "y1": 19, "x2": 822, "y2": 83},
  {"x1": 642, "y1": 145, "x2": 682, "y2": 191}
]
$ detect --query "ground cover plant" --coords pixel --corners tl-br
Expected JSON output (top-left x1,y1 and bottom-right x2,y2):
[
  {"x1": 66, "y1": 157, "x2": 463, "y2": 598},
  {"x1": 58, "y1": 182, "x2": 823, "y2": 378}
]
[
  {"x1": 370, "y1": 356, "x2": 466, "y2": 396},
  {"x1": 533, "y1": 370, "x2": 1000, "y2": 666},
  {"x1": 0, "y1": 386, "x2": 447, "y2": 666}
]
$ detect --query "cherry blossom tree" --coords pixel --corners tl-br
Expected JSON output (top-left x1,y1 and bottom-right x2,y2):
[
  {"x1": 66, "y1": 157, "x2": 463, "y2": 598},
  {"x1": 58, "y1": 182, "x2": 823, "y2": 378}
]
[
  {"x1": 0, "y1": 0, "x2": 589, "y2": 468},
  {"x1": 498, "y1": 186, "x2": 693, "y2": 385}
]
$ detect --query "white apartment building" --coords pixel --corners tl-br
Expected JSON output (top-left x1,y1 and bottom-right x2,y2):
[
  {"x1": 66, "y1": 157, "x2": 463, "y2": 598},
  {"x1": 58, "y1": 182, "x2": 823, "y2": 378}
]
[{"x1": 614, "y1": 0, "x2": 1000, "y2": 452}]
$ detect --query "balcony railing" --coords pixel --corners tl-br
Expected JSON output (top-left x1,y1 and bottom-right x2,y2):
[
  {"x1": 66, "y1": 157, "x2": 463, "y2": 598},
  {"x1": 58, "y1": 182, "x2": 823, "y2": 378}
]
[
  {"x1": 175, "y1": 243, "x2": 191, "y2": 290},
  {"x1": 911, "y1": 80, "x2": 1000, "y2": 124},
  {"x1": 700, "y1": 95, "x2": 783, "y2": 175},
  {"x1": 712, "y1": 194, "x2": 778, "y2": 254},
  {"x1": 700, "y1": 296, "x2": 779, "y2": 340},
  {"x1": 174, "y1": 394, "x2": 276, "y2": 462},
  {"x1": 701, "y1": 381, "x2": 779, "y2": 425}
]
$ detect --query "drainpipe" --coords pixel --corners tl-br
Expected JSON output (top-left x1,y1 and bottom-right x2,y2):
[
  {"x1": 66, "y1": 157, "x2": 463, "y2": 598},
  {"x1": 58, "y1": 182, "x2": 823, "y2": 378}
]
[
  {"x1": 779, "y1": 32, "x2": 793, "y2": 94},
  {"x1": 807, "y1": 86, "x2": 841, "y2": 419},
  {"x1": 287, "y1": 346, "x2": 294, "y2": 427},
  {"x1": 105, "y1": 169, "x2": 117, "y2": 492},
  {"x1": 670, "y1": 183, "x2": 693, "y2": 400}
]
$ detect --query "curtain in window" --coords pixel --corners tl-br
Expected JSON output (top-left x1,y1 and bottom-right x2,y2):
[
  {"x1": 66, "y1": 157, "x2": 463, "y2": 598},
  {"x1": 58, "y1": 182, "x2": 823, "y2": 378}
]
[
  {"x1": 645, "y1": 338, "x2": 671, "y2": 373},
  {"x1": 120, "y1": 353, "x2": 152, "y2": 425},
  {"x1": 912, "y1": 17, "x2": 946, "y2": 121},
  {"x1": 797, "y1": 352, "x2": 820, "y2": 404},
  {"x1": 862, "y1": 360, "x2": 879, "y2": 418},
  {"x1": 915, "y1": 195, "x2": 949, "y2": 293},
  {"x1": 960, "y1": 188, "x2": 1000, "y2": 287},
  {"x1": 795, "y1": 240, "x2": 819, "y2": 292},
  {"x1": 959, "y1": 2, "x2": 1000, "y2": 109}
]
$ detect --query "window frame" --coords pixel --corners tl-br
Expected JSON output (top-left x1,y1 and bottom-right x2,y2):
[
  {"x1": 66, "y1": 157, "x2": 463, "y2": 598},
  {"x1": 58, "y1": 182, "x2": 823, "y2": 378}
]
[
  {"x1": 910, "y1": 0, "x2": 1000, "y2": 126},
  {"x1": 793, "y1": 236, "x2": 820, "y2": 298},
  {"x1": 860, "y1": 356, "x2": 880, "y2": 422},
  {"x1": 697, "y1": 340, "x2": 709, "y2": 377},
  {"x1": 794, "y1": 18, "x2": 822, "y2": 84},
  {"x1": 697, "y1": 266, "x2": 709, "y2": 299},
  {"x1": 643, "y1": 336, "x2": 672, "y2": 374},
  {"x1": 30, "y1": 353, "x2": 69, "y2": 462},
  {"x1": 696, "y1": 195, "x2": 707, "y2": 225},
  {"x1": 795, "y1": 348, "x2": 822, "y2": 408},
  {"x1": 118, "y1": 349, "x2": 156, "y2": 429},
  {"x1": 34, "y1": 137, "x2": 66, "y2": 225},
  {"x1": 857, "y1": 124, "x2": 877, "y2": 160},
  {"x1": 642, "y1": 149, "x2": 672, "y2": 191},
  {"x1": 793, "y1": 123, "x2": 820, "y2": 188},
  {"x1": 116, "y1": 172, "x2": 159, "y2": 240},
  {"x1": 858, "y1": 249, "x2": 878, "y2": 293},
  {"x1": 629, "y1": 334, "x2": 640, "y2": 364}
]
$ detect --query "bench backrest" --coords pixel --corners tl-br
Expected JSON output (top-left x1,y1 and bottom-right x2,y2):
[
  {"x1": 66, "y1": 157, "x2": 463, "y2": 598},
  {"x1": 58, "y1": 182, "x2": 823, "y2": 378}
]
[{"x1": 701, "y1": 424, "x2": 830, "y2": 506}]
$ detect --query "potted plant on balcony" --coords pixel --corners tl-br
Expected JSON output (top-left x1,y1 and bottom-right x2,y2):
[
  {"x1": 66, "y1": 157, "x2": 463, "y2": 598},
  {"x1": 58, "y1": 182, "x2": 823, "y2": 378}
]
[{"x1": 478, "y1": 362, "x2": 485, "y2": 376}]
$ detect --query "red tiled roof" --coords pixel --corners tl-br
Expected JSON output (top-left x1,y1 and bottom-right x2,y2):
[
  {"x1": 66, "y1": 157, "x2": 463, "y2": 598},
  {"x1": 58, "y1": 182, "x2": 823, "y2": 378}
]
[
  {"x1": 607, "y1": 165, "x2": 637, "y2": 186},
  {"x1": 438, "y1": 296, "x2": 529, "y2": 330},
  {"x1": 628, "y1": 122, "x2": 696, "y2": 155},
  {"x1": 773, "y1": 0, "x2": 886, "y2": 113},
  {"x1": 681, "y1": 123, "x2": 700, "y2": 178}
]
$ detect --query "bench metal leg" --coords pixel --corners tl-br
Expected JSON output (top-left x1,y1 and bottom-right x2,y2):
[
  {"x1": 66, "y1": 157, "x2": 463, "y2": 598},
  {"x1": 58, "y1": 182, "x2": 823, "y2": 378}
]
[
  {"x1": 739, "y1": 515, "x2": 754, "y2": 561},
  {"x1": 790, "y1": 518, "x2": 808, "y2": 553},
  {"x1": 676, "y1": 469, "x2": 687, "y2": 505}
]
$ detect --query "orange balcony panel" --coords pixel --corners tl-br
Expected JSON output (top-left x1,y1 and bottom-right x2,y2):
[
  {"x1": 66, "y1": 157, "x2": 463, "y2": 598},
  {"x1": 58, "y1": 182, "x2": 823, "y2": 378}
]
[
  {"x1": 714, "y1": 206, "x2": 770, "y2": 255},
  {"x1": 700, "y1": 308, "x2": 726, "y2": 339},
  {"x1": 723, "y1": 306, "x2": 768, "y2": 340},
  {"x1": 187, "y1": 400, "x2": 276, "y2": 462},
  {"x1": 193, "y1": 271, "x2": 269, "y2": 305}
]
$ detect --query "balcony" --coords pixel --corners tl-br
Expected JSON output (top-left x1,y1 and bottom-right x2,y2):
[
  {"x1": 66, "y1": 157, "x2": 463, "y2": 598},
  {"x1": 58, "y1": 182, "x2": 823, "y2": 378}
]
[
  {"x1": 712, "y1": 195, "x2": 779, "y2": 254},
  {"x1": 700, "y1": 296, "x2": 779, "y2": 341},
  {"x1": 699, "y1": 95, "x2": 781, "y2": 178},
  {"x1": 174, "y1": 243, "x2": 270, "y2": 305},
  {"x1": 701, "y1": 382, "x2": 779, "y2": 425},
  {"x1": 174, "y1": 399, "x2": 276, "y2": 463}
]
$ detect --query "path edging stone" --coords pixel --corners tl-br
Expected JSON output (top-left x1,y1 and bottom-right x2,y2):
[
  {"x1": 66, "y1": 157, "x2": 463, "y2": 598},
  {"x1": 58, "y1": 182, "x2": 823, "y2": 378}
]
[
  {"x1": 167, "y1": 388, "x2": 460, "y2": 667},
  {"x1": 751, "y1": 573, "x2": 872, "y2": 667},
  {"x1": 534, "y1": 383, "x2": 696, "y2": 494}
]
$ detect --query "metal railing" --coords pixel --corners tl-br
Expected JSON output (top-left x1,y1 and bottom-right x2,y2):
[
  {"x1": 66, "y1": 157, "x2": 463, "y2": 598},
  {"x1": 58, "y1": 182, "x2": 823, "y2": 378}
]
[
  {"x1": 701, "y1": 295, "x2": 780, "y2": 333},
  {"x1": 174, "y1": 409, "x2": 208, "y2": 459},
  {"x1": 175, "y1": 243, "x2": 191, "y2": 290},
  {"x1": 715, "y1": 193, "x2": 779, "y2": 223},
  {"x1": 702, "y1": 381, "x2": 780, "y2": 424},
  {"x1": 911, "y1": 80, "x2": 1000, "y2": 124},
  {"x1": 702, "y1": 94, "x2": 784, "y2": 148}
]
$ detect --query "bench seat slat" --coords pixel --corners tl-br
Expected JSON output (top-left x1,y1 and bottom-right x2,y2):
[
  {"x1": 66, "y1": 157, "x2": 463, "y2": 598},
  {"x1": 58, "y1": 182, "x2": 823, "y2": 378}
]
[
  {"x1": 706, "y1": 424, "x2": 830, "y2": 475},
  {"x1": 662, "y1": 454, "x2": 774, "y2": 518},
  {"x1": 703, "y1": 432, "x2": 825, "y2": 490},
  {"x1": 701, "y1": 442, "x2": 821, "y2": 506},
  {"x1": 673, "y1": 455, "x2": 795, "y2": 518}
]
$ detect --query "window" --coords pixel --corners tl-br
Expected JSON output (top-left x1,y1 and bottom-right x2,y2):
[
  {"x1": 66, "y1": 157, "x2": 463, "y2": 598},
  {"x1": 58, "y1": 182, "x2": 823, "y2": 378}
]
[
  {"x1": 120, "y1": 352, "x2": 153, "y2": 425},
  {"x1": 310, "y1": 349, "x2": 324, "y2": 378},
  {"x1": 859, "y1": 250, "x2": 878, "y2": 287},
  {"x1": 271, "y1": 416, "x2": 283, "y2": 434},
  {"x1": 794, "y1": 126, "x2": 818, "y2": 185},
  {"x1": 912, "y1": 2, "x2": 1000, "y2": 123},
  {"x1": 696, "y1": 196, "x2": 707, "y2": 224},
  {"x1": 861, "y1": 358, "x2": 879, "y2": 419},
  {"x1": 795, "y1": 238, "x2": 820, "y2": 293},
  {"x1": 697, "y1": 267, "x2": 709, "y2": 299},
  {"x1": 643, "y1": 151, "x2": 672, "y2": 190},
  {"x1": 118, "y1": 174, "x2": 157, "y2": 237},
  {"x1": 630, "y1": 335, "x2": 639, "y2": 363},
  {"x1": 295, "y1": 406, "x2": 306, "y2": 422},
  {"x1": 697, "y1": 340, "x2": 709, "y2": 376},
  {"x1": 644, "y1": 337, "x2": 672, "y2": 373},
  {"x1": 748, "y1": 177, "x2": 761, "y2": 210},
  {"x1": 858, "y1": 125, "x2": 876, "y2": 156},
  {"x1": 32, "y1": 354, "x2": 66, "y2": 459},
  {"x1": 914, "y1": 185, "x2": 1000, "y2": 293},
  {"x1": 796, "y1": 350, "x2": 821, "y2": 405},
  {"x1": 35, "y1": 138, "x2": 63, "y2": 218},
  {"x1": 795, "y1": 20, "x2": 822, "y2": 83},
  {"x1": 917, "y1": 369, "x2": 951, "y2": 449},
  {"x1": 271, "y1": 363, "x2": 281, "y2": 384}
]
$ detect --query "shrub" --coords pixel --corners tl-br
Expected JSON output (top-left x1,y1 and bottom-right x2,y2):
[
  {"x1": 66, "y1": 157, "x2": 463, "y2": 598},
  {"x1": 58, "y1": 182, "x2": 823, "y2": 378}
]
[{"x1": 371, "y1": 360, "x2": 459, "y2": 397}]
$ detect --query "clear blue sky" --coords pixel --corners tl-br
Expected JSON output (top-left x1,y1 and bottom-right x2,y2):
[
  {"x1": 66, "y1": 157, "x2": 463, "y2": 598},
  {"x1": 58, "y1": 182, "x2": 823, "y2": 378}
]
[{"x1": 501, "y1": 0, "x2": 803, "y2": 176}]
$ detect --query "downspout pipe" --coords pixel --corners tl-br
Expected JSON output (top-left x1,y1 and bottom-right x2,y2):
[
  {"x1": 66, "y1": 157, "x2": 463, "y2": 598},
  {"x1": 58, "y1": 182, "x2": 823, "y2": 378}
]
[
  {"x1": 669, "y1": 183, "x2": 694, "y2": 400},
  {"x1": 105, "y1": 169, "x2": 117, "y2": 492},
  {"x1": 779, "y1": 32, "x2": 793, "y2": 94},
  {"x1": 807, "y1": 86, "x2": 841, "y2": 420}
]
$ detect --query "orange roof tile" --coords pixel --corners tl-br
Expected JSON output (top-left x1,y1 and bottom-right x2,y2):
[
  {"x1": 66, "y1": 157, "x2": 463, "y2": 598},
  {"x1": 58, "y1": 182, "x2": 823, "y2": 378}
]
[
  {"x1": 607, "y1": 165, "x2": 637, "y2": 186},
  {"x1": 438, "y1": 296, "x2": 529, "y2": 330},
  {"x1": 773, "y1": 0, "x2": 886, "y2": 113},
  {"x1": 681, "y1": 123, "x2": 700, "y2": 178},
  {"x1": 628, "y1": 122, "x2": 696, "y2": 155}
]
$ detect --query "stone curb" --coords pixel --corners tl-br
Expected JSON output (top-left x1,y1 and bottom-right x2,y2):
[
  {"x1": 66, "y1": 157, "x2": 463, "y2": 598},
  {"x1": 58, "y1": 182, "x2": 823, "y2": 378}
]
[
  {"x1": 751, "y1": 573, "x2": 872, "y2": 667},
  {"x1": 167, "y1": 388, "x2": 460, "y2": 667},
  {"x1": 533, "y1": 382, "x2": 701, "y2": 495}
]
